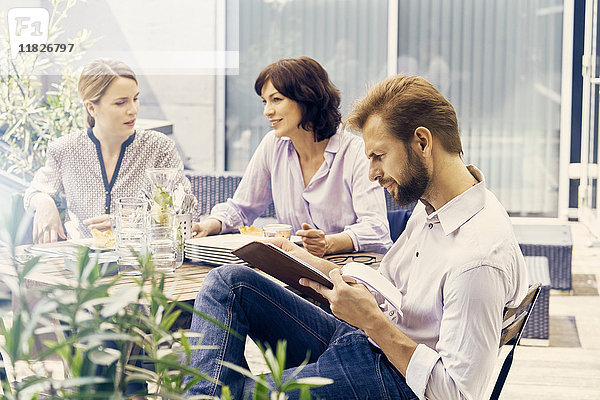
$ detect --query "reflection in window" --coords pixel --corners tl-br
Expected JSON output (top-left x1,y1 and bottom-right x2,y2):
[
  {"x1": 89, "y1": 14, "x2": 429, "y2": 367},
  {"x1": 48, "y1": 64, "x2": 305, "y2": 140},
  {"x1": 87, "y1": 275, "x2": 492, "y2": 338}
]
[
  {"x1": 397, "y1": 0, "x2": 563, "y2": 215},
  {"x1": 225, "y1": 0, "x2": 388, "y2": 172}
]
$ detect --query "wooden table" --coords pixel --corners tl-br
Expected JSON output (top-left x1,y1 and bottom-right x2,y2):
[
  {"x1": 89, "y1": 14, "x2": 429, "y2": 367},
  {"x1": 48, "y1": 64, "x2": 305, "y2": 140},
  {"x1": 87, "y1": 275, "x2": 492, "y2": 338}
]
[
  {"x1": 0, "y1": 242, "x2": 383, "y2": 303},
  {"x1": 0, "y1": 243, "x2": 212, "y2": 303}
]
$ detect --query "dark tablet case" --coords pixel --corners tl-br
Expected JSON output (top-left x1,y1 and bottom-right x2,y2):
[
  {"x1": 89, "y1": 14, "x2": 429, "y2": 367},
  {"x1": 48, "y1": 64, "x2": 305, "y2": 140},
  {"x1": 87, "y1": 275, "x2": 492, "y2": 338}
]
[{"x1": 233, "y1": 241, "x2": 332, "y2": 304}]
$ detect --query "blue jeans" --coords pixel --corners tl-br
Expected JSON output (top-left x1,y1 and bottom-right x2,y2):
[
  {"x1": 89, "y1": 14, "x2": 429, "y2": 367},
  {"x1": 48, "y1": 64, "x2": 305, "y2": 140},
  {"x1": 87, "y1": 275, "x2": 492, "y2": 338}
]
[{"x1": 186, "y1": 265, "x2": 417, "y2": 400}]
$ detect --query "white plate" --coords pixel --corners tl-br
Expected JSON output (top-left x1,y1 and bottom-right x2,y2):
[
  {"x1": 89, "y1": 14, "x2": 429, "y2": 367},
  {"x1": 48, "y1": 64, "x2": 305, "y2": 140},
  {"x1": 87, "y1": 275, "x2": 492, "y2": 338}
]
[{"x1": 185, "y1": 254, "x2": 247, "y2": 265}]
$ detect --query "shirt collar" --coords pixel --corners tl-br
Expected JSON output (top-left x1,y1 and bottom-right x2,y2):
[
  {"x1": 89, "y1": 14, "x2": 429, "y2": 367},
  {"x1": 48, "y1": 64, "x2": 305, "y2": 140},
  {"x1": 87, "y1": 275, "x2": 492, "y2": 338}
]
[
  {"x1": 423, "y1": 165, "x2": 486, "y2": 235},
  {"x1": 324, "y1": 126, "x2": 342, "y2": 154},
  {"x1": 87, "y1": 128, "x2": 136, "y2": 147},
  {"x1": 283, "y1": 127, "x2": 342, "y2": 166},
  {"x1": 321, "y1": 127, "x2": 342, "y2": 167}
]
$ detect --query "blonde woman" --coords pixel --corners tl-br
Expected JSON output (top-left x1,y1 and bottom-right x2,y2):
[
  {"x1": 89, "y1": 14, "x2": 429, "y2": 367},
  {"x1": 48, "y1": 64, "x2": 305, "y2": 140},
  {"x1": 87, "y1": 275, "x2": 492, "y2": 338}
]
[{"x1": 25, "y1": 59, "x2": 192, "y2": 243}]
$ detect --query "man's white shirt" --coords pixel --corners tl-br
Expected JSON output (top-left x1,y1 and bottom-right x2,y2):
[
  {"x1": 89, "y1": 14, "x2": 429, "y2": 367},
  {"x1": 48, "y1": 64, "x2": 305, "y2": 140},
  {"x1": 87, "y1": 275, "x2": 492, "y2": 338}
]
[{"x1": 378, "y1": 165, "x2": 529, "y2": 400}]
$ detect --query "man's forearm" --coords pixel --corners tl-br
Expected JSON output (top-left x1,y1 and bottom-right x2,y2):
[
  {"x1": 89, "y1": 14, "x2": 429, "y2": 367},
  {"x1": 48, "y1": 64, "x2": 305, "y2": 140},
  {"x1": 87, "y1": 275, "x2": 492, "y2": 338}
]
[{"x1": 362, "y1": 312, "x2": 418, "y2": 376}]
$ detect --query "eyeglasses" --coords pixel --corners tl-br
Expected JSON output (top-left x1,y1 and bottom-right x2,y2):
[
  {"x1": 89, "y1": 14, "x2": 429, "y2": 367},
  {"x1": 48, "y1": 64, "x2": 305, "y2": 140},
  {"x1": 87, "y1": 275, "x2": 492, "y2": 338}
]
[{"x1": 326, "y1": 255, "x2": 377, "y2": 266}]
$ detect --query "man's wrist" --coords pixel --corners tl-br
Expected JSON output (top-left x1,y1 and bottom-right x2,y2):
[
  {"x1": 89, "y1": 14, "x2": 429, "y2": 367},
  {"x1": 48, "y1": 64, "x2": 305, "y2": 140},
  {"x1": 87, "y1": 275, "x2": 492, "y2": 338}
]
[
  {"x1": 323, "y1": 232, "x2": 354, "y2": 255},
  {"x1": 362, "y1": 309, "x2": 391, "y2": 337}
]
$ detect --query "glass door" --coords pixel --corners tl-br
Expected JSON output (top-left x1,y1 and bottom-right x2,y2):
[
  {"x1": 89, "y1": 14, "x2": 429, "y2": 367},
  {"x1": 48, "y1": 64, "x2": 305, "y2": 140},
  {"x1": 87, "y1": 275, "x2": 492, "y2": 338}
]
[{"x1": 580, "y1": 0, "x2": 600, "y2": 237}]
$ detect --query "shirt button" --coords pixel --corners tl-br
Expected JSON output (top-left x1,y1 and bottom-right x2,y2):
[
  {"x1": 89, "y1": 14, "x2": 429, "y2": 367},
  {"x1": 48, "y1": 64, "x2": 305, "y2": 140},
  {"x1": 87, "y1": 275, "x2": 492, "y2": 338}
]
[
  {"x1": 416, "y1": 252, "x2": 419, "y2": 257},
  {"x1": 429, "y1": 223, "x2": 433, "y2": 229},
  {"x1": 389, "y1": 310, "x2": 395, "y2": 317}
]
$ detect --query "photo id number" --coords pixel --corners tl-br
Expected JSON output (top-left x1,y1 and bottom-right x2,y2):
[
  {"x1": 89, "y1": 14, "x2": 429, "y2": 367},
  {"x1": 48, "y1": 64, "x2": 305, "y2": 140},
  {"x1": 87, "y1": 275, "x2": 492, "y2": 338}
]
[{"x1": 19, "y1": 43, "x2": 75, "y2": 53}]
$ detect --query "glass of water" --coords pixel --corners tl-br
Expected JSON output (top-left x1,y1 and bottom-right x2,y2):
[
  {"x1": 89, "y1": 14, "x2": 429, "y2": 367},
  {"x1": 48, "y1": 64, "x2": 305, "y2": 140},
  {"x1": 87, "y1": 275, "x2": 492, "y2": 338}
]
[
  {"x1": 115, "y1": 197, "x2": 147, "y2": 275},
  {"x1": 147, "y1": 208, "x2": 177, "y2": 272}
]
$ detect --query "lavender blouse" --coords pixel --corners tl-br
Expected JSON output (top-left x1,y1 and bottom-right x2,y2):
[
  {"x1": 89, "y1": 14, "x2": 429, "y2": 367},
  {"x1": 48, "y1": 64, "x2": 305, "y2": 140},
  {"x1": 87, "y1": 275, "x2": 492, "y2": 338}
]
[{"x1": 211, "y1": 129, "x2": 392, "y2": 253}]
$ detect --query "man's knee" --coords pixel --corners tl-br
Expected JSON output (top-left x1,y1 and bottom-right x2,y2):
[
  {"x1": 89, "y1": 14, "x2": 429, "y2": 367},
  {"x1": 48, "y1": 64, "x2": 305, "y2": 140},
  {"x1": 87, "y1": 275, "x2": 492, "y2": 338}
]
[
  {"x1": 197, "y1": 265, "x2": 255, "y2": 299},
  {"x1": 210, "y1": 264, "x2": 255, "y2": 285}
]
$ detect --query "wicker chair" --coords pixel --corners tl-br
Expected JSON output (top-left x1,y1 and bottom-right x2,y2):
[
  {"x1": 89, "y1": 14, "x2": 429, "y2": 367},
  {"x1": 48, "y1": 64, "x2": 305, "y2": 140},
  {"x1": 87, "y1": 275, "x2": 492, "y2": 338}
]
[
  {"x1": 513, "y1": 224, "x2": 572, "y2": 290},
  {"x1": 186, "y1": 172, "x2": 276, "y2": 218}
]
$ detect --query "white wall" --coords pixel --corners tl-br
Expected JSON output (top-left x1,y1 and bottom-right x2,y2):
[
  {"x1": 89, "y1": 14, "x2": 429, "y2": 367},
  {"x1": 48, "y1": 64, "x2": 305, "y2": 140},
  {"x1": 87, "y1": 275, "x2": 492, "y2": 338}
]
[{"x1": 98, "y1": 0, "x2": 218, "y2": 171}]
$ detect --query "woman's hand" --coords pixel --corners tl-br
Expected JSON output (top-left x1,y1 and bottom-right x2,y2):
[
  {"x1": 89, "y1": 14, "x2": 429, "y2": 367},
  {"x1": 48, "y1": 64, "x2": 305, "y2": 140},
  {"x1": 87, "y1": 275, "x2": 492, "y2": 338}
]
[
  {"x1": 31, "y1": 194, "x2": 66, "y2": 244},
  {"x1": 295, "y1": 223, "x2": 328, "y2": 257},
  {"x1": 83, "y1": 214, "x2": 112, "y2": 231},
  {"x1": 191, "y1": 218, "x2": 222, "y2": 238}
]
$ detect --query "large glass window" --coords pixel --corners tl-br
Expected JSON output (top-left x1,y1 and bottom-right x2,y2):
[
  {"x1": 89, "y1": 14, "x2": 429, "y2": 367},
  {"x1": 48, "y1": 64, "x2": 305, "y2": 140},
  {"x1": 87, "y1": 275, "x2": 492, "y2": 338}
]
[
  {"x1": 397, "y1": 0, "x2": 563, "y2": 215},
  {"x1": 225, "y1": 0, "x2": 388, "y2": 172},
  {"x1": 225, "y1": 0, "x2": 564, "y2": 215}
]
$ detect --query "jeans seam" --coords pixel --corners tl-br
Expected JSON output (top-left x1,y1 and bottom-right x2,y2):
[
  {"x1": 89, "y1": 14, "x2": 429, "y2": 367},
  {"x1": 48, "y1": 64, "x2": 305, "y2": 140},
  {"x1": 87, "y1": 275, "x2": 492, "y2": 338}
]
[
  {"x1": 374, "y1": 353, "x2": 390, "y2": 400},
  {"x1": 209, "y1": 284, "x2": 236, "y2": 397},
  {"x1": 231, "y1": 282, "x2": 330, "y2": 348}
]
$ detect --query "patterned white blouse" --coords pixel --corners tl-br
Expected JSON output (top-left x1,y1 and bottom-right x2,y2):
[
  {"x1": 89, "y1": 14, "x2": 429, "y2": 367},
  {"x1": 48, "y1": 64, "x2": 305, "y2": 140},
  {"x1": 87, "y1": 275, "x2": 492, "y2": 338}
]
[{"x1": 24, "y1": 128, "x2": 193, "y2": 238}]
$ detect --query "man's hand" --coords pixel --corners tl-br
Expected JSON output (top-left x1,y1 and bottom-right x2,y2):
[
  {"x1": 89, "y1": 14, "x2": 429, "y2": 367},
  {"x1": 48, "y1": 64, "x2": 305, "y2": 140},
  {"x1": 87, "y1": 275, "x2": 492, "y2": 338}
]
[
  {"x1": 83, "y1": 214, "x2": 112, "y2": 231},
  {"x1": 191, "y1": 218, "x2": 222, "y2": 238},
  {"x1": 296, "y1": 223, "x2": 328, "y2": 257},
  {"x1": 300, "y1": 268, "x2": 381, "y2": 329},
  {"x1": 32, "y1": 194, "x2": 66, "y2": 244}
]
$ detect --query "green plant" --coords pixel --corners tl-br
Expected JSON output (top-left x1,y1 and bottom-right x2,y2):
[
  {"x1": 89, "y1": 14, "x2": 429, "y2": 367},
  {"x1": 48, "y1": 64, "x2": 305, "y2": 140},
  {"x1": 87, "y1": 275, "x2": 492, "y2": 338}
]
[
  {"x1": 0, "y1": 198, "x2": 217, "y2": 398},
  {"x1": 0, "y1": 197, "x2": 332, "y2": 399},
  {"x1": 222, "y1": 341, "x2": 333, "y2": 400},
  {"x1": 0, "y1": 0, "x2": 96, "y2": 181}
]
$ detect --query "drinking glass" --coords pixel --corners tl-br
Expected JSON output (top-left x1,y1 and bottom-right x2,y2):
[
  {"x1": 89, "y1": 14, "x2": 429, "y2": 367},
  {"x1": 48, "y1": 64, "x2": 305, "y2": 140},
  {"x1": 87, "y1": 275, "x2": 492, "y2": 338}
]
[
  {"x1": 146, "y1": 167, "x2": 178, "y2": 195},
  {"x1": 147, "y1": 208, "x2": 177, "y2": 272},
  {"x1": 115, "y1": 197, "x2": 147, "y2": 275}
]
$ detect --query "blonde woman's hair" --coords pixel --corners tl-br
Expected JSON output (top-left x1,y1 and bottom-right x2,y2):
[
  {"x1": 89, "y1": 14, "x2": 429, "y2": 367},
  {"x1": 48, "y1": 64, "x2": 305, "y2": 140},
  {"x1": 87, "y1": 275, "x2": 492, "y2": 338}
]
[{"x1": 78, "y1": 59, "x2": 137, "y2": 128}]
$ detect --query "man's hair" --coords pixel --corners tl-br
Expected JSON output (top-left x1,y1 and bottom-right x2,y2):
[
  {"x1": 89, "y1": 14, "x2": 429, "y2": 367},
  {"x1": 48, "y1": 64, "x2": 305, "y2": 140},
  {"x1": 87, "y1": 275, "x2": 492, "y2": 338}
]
[
  {"x1": 78, "y1": 59, "x2": 137, "y2": 128},
  {"x1": 254, "y1": 56, "x2": 341, "y2": 142},
  {"x1": 345, "y1": 75, "x2": 462, "y2": 155}
]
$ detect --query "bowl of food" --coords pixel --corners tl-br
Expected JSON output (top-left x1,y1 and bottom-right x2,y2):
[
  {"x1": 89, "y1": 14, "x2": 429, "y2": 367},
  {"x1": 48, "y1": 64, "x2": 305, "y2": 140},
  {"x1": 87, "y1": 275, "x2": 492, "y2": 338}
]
[{"x1": 262, "y1": 224, "x2": 293, "y2": 239}]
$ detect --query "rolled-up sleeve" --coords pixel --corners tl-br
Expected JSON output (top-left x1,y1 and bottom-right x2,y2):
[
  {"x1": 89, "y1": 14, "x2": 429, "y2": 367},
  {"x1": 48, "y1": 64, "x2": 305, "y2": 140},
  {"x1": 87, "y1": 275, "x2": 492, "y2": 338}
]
[
  {"x1": 343, "y1": 148, "x2": 392, "y2": 253},
  {"x1": 24, "y1": 141, "x2": 63, "y2": 210},
  {"x1": 210, "y1": 136, "x2": 273, "y2": 233},
  {"x1": 405, "y1": 266, "x2": 508, "y2": 400}
]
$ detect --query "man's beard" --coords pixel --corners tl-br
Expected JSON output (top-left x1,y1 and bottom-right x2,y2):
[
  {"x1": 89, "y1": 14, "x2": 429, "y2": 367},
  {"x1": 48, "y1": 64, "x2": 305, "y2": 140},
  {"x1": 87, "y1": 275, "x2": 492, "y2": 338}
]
[{"x1": 383, "y1": 147, "x2": 429, "y2": 206}]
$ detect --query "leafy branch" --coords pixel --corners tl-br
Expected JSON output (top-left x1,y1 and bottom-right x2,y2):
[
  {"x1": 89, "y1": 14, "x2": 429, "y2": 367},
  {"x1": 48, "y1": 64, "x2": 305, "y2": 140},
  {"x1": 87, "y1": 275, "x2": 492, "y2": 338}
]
[{"x1": 0, "y1": 0, "x2": 98, "y2": 181}]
